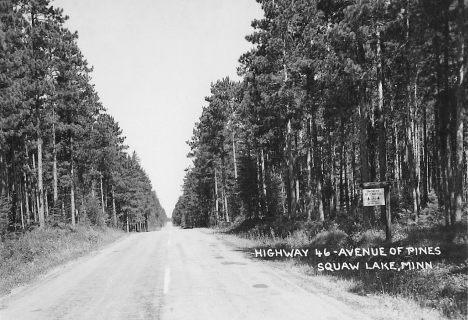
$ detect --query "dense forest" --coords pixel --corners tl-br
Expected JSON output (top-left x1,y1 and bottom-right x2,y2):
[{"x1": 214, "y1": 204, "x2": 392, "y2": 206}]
[
  {"x1": 0, "y1": 0, "x2": 167, "y2": 238},
  {"x1": 172, "y1": 0, "x2": 467, "y2": 236}
]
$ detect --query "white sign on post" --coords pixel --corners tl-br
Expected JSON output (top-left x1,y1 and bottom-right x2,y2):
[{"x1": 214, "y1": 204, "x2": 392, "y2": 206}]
[{"x1": 363, "y1": 188, "x2": 385, "y2": 206}]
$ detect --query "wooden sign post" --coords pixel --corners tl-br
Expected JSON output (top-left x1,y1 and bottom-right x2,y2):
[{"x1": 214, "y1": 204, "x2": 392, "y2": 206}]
[{"x1": 360, "y1": 182, "x2": 391, "y2": 242}]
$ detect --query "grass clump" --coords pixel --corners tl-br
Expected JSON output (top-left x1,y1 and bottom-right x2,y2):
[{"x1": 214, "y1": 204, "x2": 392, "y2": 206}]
[{"x1": 0, "y1": 224, "x2": 125, "y2": 297}]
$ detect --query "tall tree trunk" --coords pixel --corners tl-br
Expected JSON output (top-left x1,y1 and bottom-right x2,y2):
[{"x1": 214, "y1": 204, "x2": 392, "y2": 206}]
[
  {"x1": 414, "y1": 77, "x2": 421, "y2": 216},
  {"x1": 405, "y1": 0, "x2": 420, "y2": 221},
  {"x1": 214, "y1": 166, "x2": 219, "y2": 221},
  {"x1": 296, "y1": 164, "x2": 301, "y2": 215},
  {"x1": 344, "y1": 144, "x2": 350, "y2": 210},
  {"x1": 394, "y1": 126, "x2": 401, "y2": 198},
  {"x1": 105, "y1": 186, "x2": 108, "y2": 222},
  {"x1": 312, "y1": 112, "x2": 324, "y2": 221},
  {"x1": 286, "y1": 119, "x2": 296, "y2": 219},
  {"x1": 442, "y1": 3, "x2": 453, "y2": 225},
  {"x1": 433, "y1": 35, "x2": 443, "y2": 209},
  {"x1": 80, "y1": 192, "x2": 85, "y2": 225},
  {"x1": 306, "y1": 117, "x2": 313, "y2": 221},
  {"x1": 339, "y1": 119, "x2": 345, "y2": 211},
  {"x1": 70, "y1": 135, "x2": 75, "y2": 226},
  {"x1": 261, "y1": 149, "x2": 267, "y2": 216},
  {"x1": 221, "y1": 152, "x2": 229, "y2": 223},
  {"x1": 329, "y1": 128, "x2": 336, "y2": 219},
  {"x1": 32, "y1": 9, "x2": 45, "y2": 228},
  {"x1": 359, "y1": 85, "x2": 372, "y2": 227},
  {"x1": 232, "y1": 131, "x2": 237, "y2": 179},
  {"x1": 37, "y1": 130, "x2": 45, "y2": 227},
  {"x1": 432, "y1": 127, "x2": 441, "y2": 205},
  {"x1": 23, "y1": 174, "x2": 30, "y2": 223},
  {"x1": 91, "y1": 177, "x2": 96, "y2": 198},
  {"x1": 466, "y1": 149, "x2": 468, "y2": 203},
  {"x1": 439, "y1": 102, "x2": 451, "y2": 226},
  {"x1": 280, "y1": 173, "x2": 286, "y2": 216},
  {"x1": 100, "y1": 173, "x2": 105, "y2": 220},
  {"x1": 454, "y1": 0, "x2": 466, "y2": 225},
  {"x1": 44, "y1": 191, "x2": 49, "y2": 219},
  {"x1": 11, "y1": 144, "x2": 18, "y2": 231},
  {"x1": 406, "y1": 115, "x2": 419, "y2": 220},
  {"x1": 32, "y1": 153, "x2": 39, "y2": 223},
  {"x1": 296, "y1": 130, "x2": 301, "y2": 214},
  {"x1": 19, "y1": 184, "x2": 24, "y2": 231},
  {"x1": 126, "y1": 214, "x2": 129, "y2": 233},
  {"x1": 377, "y1": 29, "x2": 388, "y2": 225},
  {"x1": 282, "y1": 37, "x2": 295, "y2": 219},
  {"x1": 421, "y1": 98, "x2": 429, "y2": 207},
  {"x1": 351, "y1": 124, "x2": 357, "y2": 207},
  {"x1": 52, "y1": 109, "x2": 58, "y2": 206},
  {"x1": 357, "y1": 38, "x2": 372, "y2": 227},
  {"x1": 256, "y1": 153, "x2": 261, "y2": 216},
  {"x1": 112, "y1": 185, "x2": 117, "y2": 227},
  {"x1": 0, "y1": 146, "x2": 6, "y2": 199}
]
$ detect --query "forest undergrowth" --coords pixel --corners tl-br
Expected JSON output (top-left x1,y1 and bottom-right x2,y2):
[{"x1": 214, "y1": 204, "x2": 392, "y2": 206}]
[
  {"x1": 217, "y1": 203, "x2": 468, "y2": 319},
  {"x1": 0, "y1": 224, "x2": 126, "y2": 297}
]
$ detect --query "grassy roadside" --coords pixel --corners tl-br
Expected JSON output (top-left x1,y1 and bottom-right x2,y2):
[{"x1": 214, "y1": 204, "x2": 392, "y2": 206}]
[
  {"x1": 214, "y1": 212, "x2": 467, "y2": 320},
  {"x1": 0, "y1": 224, "x2": 126, "y2": 297}
]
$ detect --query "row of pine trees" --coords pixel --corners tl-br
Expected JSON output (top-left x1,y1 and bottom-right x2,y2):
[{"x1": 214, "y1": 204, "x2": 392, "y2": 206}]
[
  {"x1": 172, "y1": 0, "x2": 466, "y2": 233},
  {"x1": 0, "y1": 0, "x2": 166, "y2": 238}
]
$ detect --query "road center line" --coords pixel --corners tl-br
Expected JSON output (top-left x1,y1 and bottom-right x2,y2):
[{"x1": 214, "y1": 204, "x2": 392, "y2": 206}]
[{"x1": 164, "y1": 267, "x2": 171, "y2": 294}]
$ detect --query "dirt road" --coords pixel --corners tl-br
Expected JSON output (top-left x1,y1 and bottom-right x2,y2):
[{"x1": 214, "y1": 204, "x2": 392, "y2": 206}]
[{"x1": 0, "y1": 224, "x2": 370, "y2": 320}]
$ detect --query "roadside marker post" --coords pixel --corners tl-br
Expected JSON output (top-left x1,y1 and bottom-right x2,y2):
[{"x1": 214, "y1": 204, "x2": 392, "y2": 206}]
[{"x1": 360, "y1": 182, "x2": 391, "y2": 242}]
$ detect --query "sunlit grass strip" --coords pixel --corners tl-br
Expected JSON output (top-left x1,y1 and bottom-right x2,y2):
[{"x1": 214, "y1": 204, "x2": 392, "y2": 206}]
[{"x1": 0, "y1": 225, "x2": 126, "y2": 297}]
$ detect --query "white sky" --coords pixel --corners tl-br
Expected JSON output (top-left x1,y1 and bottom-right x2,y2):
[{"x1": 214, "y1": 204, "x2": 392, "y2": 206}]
[{"x1": 52, "y1": 0, "x2": 263, "y2": 216}]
